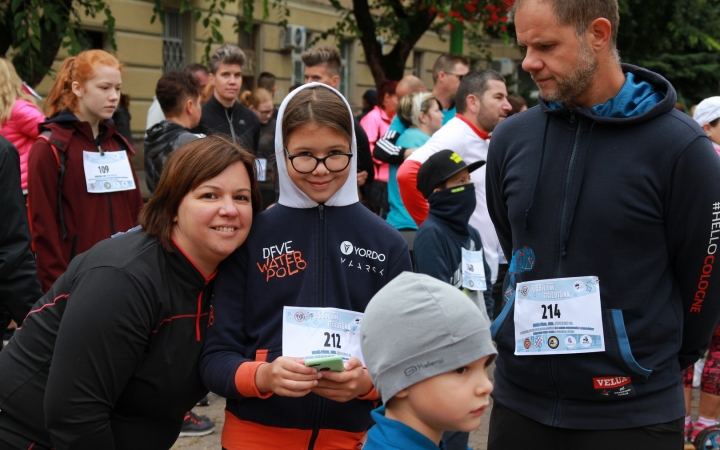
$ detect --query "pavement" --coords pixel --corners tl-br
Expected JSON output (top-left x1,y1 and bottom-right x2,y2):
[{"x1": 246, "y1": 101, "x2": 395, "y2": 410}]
[{"x1": 172, "y1": 365, "x2": 495, "y2": 450}]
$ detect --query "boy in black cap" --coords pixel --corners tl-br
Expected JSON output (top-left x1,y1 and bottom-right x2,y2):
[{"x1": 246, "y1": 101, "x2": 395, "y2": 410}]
[
  {"x1": 414, "y1": 149, "x2": 493, "y2": 450},
  {"x1": 415, "y1": 149, "x2": 493, "y2": 317}
]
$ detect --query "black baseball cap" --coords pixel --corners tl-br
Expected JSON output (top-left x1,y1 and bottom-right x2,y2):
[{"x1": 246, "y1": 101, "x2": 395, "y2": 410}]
[{"x1": 416, "y1": 149, "x2": 485, "y2": 199}]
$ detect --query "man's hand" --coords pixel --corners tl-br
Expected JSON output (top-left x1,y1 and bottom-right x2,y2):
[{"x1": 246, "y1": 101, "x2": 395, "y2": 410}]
[
  {"x1": 311, "y1": 357, "x2": 373, "y2": 402},
  {"x1": 255, "y1": 357, "x2": 321, "y2": 397},
  {"x1": 357, "y1": 170, "x2": 369, "y2": 187}
]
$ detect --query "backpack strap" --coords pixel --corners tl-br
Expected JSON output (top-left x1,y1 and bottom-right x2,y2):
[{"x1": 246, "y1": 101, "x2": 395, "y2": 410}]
[{"x1": 37, "y1": 131, "x2": 67, "y2": 240}]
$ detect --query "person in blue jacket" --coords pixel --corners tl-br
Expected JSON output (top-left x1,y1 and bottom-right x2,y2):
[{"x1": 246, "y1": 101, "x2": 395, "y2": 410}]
[
  {"x1": 386, "y1": 92, "x2": 444, "y2": 231},
  {"x1": 361, "y1": 272, "x2": 496, "y2": 450},
  {"x1": 414, "y1": 149, "x2": 492, "y2": 318},
  {"x1": 200, "y1": 82, "x2": 412, "y2": 450}
]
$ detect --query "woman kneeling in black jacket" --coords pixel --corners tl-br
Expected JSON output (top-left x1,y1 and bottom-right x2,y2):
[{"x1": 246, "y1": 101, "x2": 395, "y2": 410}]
[{"x1": 0, "y1": 135, "x2": 261, "y2": 450}]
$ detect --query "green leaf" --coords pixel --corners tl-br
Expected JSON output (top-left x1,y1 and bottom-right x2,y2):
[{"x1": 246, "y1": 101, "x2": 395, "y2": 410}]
[
  {"x1": 13, "y1": 13, "x2": 25, "y2": 30},
  {"x1": 705, "y1": 35, "x2": 720, "y2": 51}
]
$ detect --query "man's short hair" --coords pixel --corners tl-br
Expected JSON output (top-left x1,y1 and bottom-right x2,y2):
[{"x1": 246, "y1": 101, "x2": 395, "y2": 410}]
[
  {"x1": 155, "y1": 71, "x2": 201, "y2": 117},
  {"x1": 258, "y1": 72, "x2": 276, "y2": 91},
  {"x1": 301, "y1": 46, "x2": 342, "y2": 76},
  {"x1": 432, "y1": 53, "x2": 470, "y2": 83},
  {"x1": 455, "y1": 70, "x2": 505, "y2": 114},
  {"x1": 208, "y1": 44, "x2": 246, "y2": 74},
  {"x1": 184, "y1": 63, "x2": 209, "y2": 76},
  {"x1": 512, "y1": 0, "x2": 619, "y2": 48}
]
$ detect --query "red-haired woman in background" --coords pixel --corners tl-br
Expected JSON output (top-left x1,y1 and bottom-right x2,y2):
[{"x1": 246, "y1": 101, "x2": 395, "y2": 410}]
[
  {"x1": 360, "y1": 79, "x2": 398, "y2": 217},
  {"x1": 27, "y1": 50, "x2": 143, "y2": 292}
]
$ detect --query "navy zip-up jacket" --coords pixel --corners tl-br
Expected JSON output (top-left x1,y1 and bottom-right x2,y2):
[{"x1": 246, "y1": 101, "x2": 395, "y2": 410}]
[
  {"x1": 486, "y1": 64, "x2": 720, "y2": 429},
  {"x1": 414, "y1": 184, "x2": 494, "y2": 318},
  {"x1": 200, "y1": 83, "x2": 412, "y2": 450}
]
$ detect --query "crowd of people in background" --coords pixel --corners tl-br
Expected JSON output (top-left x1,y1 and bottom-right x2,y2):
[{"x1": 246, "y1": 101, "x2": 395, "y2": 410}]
[{"x1": 2, "y1": 0, "x2": 720, "y2": 448}]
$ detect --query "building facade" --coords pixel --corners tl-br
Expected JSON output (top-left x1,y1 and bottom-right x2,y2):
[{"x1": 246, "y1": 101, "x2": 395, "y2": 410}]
[{"x1": 32, "y1": 0, "x2": 523, "y2": 196}]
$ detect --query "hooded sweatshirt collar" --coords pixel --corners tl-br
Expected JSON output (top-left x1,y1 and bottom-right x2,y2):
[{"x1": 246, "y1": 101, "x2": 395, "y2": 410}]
[
  {"x1": 541, "y1": 64, "x2": 675, "y2": 124},
  {"x1": 274, "y1": 83, "x2": 359, "y2": 208}
]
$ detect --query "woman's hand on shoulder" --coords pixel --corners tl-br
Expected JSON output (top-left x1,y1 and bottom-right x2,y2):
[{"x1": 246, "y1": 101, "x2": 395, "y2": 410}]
[
  {"x1": 255, "y1": 356, "x2": 320, "y2": 397},
  {"x1": 311, "y1": 357, "x2": 373, "y2": 402}
]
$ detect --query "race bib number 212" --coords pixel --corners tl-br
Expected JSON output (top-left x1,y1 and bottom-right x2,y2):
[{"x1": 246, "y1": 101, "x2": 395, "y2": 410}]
[{"x1": 282, "y1": 306, "x2": 365, "y2": 364}]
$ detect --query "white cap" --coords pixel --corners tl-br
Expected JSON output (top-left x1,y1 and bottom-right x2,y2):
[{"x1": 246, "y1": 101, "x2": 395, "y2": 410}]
[{"x1": 693, "y1": 96, "x2": 720, "y2": 126}]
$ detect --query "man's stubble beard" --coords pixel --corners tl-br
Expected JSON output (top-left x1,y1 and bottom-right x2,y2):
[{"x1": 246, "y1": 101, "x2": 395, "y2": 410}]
[{"x1": 537, "y1": 39, "x2": 598, "y2": 104}]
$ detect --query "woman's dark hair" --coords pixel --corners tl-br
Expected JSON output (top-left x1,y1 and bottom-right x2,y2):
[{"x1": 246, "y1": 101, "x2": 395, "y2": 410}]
[
  {"x1": 282, "y1": 86, "x2": 352, "y2": 148},
  {"x1": 140, "y1": 135, "x2": 261, "y2": 251},
  {"x1": 376, "y1": 80, "x2": 398, "y2": 108}
]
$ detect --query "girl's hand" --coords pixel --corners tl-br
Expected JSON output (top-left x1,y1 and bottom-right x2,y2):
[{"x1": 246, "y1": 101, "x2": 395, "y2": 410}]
[
  {"x1": 255, "y1": 357, "x2": 321, "y2": 397},
  {"x1": 311, "y1": 357, "x2": 373, "y2": 402}
]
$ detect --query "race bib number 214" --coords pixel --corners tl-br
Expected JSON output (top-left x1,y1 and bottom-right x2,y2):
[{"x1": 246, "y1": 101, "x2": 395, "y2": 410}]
[{"x1": 514, "y1": 276, "x2": 604, "y2": 356}]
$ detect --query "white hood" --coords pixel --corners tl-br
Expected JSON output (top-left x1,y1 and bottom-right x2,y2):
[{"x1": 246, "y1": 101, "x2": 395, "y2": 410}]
[{"x1": 275, "y1": 82, "x2": 359, "y2": 208}]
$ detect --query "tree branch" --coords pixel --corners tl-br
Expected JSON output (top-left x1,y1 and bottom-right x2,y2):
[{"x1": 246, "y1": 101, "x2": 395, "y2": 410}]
[
  {"x1": 353, "y1": 0, "x2": 386, "y2": 85},
  {"x1": 387, "y1": 0, "x2": 406, "y2": 20}
]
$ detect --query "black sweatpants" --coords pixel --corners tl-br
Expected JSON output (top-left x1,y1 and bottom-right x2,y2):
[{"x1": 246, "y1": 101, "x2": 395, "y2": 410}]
[{"x1": 488, "y1": 401, "x2": 684, "y2": 450}]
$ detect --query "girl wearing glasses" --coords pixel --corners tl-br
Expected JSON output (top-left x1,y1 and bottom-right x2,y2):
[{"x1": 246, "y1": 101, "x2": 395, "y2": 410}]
[{"x1": 201, "y1": 83, "x2": 412, "y2": 449}]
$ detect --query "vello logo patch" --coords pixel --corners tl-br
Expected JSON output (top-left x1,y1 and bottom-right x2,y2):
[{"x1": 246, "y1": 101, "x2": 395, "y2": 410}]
[{"x1": 341, "y1": 241, "x2": 354, "y2": 255}]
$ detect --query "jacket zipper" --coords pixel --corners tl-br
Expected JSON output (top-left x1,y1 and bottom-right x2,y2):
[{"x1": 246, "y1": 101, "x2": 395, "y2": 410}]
[
  {"x1": 308, "y1": 204, "x2": 325, "y2": 449},
  {"x1": 549, "y1": 111, "x2": 581, "y2": 427},
  {"x1": 107, "y1": 193, "x2": 115, "y2": 235},
  {"x1": 195, "y1": 280, "x2": 209, "y2": 341},
  {"x1": 224, "y1": 108, "x2": 237, "y2": 144},
  {"x1": 556, "y1": 112, "x2": 581, "y2": 276},
  {"x1": 98, "y1": 144, "x2": 116, "y2": 236}
]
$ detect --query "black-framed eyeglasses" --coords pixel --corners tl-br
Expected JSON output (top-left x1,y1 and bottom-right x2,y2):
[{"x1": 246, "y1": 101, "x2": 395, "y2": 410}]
[
  {"x1": 446, "y1": 72, "x2": 465, "y2": 81},
  {"x1": 284, "y1": 147, "x2": 353, "y2": 174}
]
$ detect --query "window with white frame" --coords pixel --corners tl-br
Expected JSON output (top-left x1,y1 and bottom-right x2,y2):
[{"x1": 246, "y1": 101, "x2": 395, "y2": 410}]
[
  {"x1": 339, "y1": 40, "x2": 352, "y2": 99},
  {"x1": 292, "y1": 47, "x2": 305, "y2": 86},
  {"x1": 163, "y1": 11, "x2": 185, "y2": 73}
]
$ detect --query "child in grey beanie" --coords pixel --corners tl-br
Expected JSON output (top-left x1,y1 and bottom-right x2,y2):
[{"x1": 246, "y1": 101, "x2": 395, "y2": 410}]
[{"x1": 360, "y1": 271, "x2": 496, "y2": 449}]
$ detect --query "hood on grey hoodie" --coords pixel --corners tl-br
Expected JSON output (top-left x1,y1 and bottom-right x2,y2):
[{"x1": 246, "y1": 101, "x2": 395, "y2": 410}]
[{"x1": 275, "y1": 82, "x2": 359, "y2": 209}]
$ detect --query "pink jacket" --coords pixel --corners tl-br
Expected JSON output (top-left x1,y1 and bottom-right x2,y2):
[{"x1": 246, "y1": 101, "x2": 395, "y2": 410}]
[
  {"x1": 0, "y1": 99, "x2": 45, "y2": 191},
  {"x1": 360, "y1": 106, "x2": 393, "y2": 182}
]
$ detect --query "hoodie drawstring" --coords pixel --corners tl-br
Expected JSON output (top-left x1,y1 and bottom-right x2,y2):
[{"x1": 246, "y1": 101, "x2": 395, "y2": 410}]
[{"x1": 524, "y1": 116, "x2": 551, "y2": 231}]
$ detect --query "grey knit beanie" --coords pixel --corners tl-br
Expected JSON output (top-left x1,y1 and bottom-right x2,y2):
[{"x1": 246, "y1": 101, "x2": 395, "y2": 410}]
[{"x1": 361, "y1": 272, "x2": 496, "y2": 404}]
